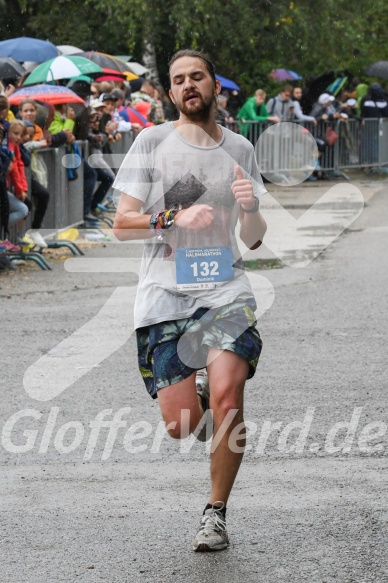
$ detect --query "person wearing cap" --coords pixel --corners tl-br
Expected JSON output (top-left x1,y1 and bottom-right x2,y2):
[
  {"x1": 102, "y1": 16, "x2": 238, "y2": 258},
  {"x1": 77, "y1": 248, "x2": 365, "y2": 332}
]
[
  {"x1": 110, "y1": 88, "x2": 142, "y2": 131},
  {"x1": 339, "y1": 98, "x2": 358, "y2": 120},
  {"x1": 310, "y1": 93, "x2": 338, "y2": 121},
  {"x1": 98, "y1": 93, "x2": 122, "y2": 145},
  {"x1": 110, "y1": 88, "x2": 141, "y2": 133}
]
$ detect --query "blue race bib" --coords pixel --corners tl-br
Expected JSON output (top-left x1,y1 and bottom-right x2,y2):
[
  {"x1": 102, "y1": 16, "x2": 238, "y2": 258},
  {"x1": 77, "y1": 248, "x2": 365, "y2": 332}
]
[{"x1": 175, "y1": 246, "x2": 234, "y2": 291}]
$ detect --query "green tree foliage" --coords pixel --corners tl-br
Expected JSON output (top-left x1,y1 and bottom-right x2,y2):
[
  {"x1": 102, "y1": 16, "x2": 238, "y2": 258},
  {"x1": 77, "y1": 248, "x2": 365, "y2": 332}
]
[{"x1": 2, "y1": 0, "x2": 388, "y2": 93}]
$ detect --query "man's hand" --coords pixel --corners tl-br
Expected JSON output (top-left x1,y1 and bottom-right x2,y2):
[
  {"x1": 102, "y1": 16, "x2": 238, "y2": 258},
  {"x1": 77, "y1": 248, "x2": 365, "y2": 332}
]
[
  {"x1": 106, "y1": 121, "x2": 119, "y2": 134},
  {"x1": 20, "y1": 191, "x2": 28, "y2": 201},
  {"x1": 175, "y1": 204, "x2": 214, "y2": 231},
  {"x1": 232, "y1": 165, "x2": 255, "y2": 211}
]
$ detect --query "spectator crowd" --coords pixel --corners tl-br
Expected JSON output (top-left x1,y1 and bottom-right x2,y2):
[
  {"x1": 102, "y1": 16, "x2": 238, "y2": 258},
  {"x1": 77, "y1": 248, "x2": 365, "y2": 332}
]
[{"x1": 1, "y1": 65, "x2": 388, "y2": 272}]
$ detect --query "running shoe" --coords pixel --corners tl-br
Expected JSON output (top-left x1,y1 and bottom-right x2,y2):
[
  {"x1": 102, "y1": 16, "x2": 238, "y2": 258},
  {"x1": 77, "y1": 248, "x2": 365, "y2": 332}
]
[
  {"x1": 96, "y1": 203, "x2": 115, "y2": 213},
  {"x1": 2, "y1": 240, "x2": 21, "y2": 252},
  {"x1": 195, "y1": 369, "x2": 212, "y2": 442},
  {"x1": 29, "y1": 231, "x2": 47, "y2": 248},
  {"x1": 192, "y1": 502, "x2": 229, "y2": 552},
  {"x1": 83, "y1": 214, "x2": 100, "y2": 226}
]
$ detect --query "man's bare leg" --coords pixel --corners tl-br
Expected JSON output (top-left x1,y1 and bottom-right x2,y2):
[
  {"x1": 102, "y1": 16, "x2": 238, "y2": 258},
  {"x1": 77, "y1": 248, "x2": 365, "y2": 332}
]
[
  {"x1": 207, "y1": 348, "x2": 249, "y2": 504},
  {"x1": 157, "y1": 373, "x2": 203, "y2": 439}
]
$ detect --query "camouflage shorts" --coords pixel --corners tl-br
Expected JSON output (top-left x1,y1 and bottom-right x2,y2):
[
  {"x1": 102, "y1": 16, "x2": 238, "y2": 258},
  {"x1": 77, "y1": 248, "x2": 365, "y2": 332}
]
[{"x1": 136, "y1": 300, "x2": 263, "y2": 399}]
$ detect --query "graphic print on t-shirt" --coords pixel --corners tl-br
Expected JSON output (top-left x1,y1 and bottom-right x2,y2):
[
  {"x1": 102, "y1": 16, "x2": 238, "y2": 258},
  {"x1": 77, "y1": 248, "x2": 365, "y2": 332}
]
[
  {"x1": 164, "y1": 171, "x2": 207, "y2": 209},
  {"x1": 161, "y1": 153, "x2": 237, "y2": 263}
]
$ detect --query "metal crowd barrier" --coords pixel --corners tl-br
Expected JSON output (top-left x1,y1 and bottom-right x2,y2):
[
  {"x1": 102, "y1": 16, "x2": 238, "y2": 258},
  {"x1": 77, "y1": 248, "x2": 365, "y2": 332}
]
[
  {"x1": 109, "y1": 131, "x2": 135, "y2": 161},
  {"x1": 5, "y1": 120, "x2": 387, "y2": 264},
  {"x1": 37, "y1": 140, "x2": 86, "y2": 233},
  {"x1": 16, "y1": 133, "x2": 135, "y2": 239},
  {"x1": 227, "y1": 118, "x2": 388, "y2": 176}
]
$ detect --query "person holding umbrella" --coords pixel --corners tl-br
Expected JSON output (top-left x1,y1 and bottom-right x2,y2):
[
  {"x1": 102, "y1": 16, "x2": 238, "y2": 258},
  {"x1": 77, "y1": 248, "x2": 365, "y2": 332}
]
[{"x1": 18, "y1": 98, "x2": 50, "y2": 247}]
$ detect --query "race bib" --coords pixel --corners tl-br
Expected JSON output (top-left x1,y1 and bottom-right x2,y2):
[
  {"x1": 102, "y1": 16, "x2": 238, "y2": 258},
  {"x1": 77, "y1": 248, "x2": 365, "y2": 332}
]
[{"x1": 175, "y1": 246, "x2": 234, "y2": 290}]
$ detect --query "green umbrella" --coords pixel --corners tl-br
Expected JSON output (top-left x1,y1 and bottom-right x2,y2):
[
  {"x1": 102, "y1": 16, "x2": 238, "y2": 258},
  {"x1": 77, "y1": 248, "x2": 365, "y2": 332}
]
[{"x1": 23, "y1": 55, "x2": 102, "y2": 86}]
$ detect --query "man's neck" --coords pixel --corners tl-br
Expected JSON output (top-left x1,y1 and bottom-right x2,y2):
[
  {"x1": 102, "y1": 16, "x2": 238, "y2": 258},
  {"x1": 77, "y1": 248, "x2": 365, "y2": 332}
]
[{"x1": 174, "y1": 115, "x2": 222, "y2": 146}]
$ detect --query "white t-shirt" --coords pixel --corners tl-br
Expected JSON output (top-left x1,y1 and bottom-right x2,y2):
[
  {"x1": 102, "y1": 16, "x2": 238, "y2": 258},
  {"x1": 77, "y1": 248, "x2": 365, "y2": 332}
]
[{"x1": 113, "y1": 122, "x2": 267, "y2": 329}]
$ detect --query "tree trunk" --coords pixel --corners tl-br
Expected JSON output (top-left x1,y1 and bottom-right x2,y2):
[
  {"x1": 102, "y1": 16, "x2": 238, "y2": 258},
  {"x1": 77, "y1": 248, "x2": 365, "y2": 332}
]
[{"x1": 142, "y1": 39, "x2": 161, "y2": 84}]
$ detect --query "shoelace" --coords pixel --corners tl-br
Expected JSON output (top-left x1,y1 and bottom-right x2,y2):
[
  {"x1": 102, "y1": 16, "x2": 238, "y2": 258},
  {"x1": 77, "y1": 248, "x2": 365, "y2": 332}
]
[{"x1": 199, "y1": 510, "x2": 227, "y2": 535}]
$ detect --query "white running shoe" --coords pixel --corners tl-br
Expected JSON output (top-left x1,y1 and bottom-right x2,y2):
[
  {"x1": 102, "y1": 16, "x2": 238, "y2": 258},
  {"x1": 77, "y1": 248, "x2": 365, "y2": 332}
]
[
  {"x1": 29, "y1": 231, "x2": 47, "y2": 248},
  {"x1": 192, "y1": 502, "x2": 229, "y2": 552},
  {"x1": 195, "y1": 369, "x2": 212, "y2": 442}
]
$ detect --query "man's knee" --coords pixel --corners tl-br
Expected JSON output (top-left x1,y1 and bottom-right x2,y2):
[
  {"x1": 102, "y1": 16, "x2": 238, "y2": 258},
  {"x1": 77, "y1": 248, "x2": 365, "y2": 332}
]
[{"x1": 210, "y1": 385, "x2": 243, "y2": 419}]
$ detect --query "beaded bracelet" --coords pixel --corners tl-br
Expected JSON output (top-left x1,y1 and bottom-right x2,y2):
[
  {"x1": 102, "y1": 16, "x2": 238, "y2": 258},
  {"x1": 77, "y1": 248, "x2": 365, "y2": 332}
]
[{"x1": 150, "y1": 204, "x2": 182, "y2": 240}]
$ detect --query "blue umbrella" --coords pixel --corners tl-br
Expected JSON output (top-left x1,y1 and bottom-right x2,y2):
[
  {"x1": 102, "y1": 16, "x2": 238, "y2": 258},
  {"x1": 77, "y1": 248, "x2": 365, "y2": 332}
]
[
  {"x1": 0, "y1": 37, "x2": 59, "y2": 63},
  {"x1": 216, "y1": 74, "x2": 240, "y2": 91}
]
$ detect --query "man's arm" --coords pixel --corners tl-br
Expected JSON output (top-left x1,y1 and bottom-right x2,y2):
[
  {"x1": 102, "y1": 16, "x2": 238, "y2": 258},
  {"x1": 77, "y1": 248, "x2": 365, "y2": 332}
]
[
  {"x1": 113, "y1": 193, "x2": 215, "y2": 241},
  {"x1": 231, "y1": 165, "x2": 267, "y2": 250},
  {"x1": 113, "y1": 193, "x2": 155, "y2": 240},
  {"x1": 293, "y1": 100, "x2": 317, "y2": 123}
]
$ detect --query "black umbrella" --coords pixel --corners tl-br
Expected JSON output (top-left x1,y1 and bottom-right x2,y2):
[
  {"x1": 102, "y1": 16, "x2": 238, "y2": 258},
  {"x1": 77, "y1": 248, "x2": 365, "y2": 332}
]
[
  {"x1": 0, "y1": 57, "x2": 25, "y2": 79},
  {"x1": 364, "y1": 61, "x2": 388, "y2": 80}
]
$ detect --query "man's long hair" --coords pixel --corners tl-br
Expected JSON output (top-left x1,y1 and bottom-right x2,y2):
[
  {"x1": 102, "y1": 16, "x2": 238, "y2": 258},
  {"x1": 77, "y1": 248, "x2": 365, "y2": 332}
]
[{"x1": 168, "y1": 49, "x2": 216, "y2": 86}]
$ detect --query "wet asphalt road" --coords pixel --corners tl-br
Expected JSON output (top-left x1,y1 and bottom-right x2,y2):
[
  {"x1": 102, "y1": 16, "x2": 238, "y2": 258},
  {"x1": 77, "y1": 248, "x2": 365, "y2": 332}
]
[{"x1": 1, "y1": 175, "x2": 388, "y2": 582}]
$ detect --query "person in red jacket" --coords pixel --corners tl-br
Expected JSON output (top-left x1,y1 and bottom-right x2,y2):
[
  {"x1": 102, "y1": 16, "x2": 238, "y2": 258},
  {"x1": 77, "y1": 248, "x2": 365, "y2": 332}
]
[
  {"x1": 8, "y1": 119, "x2": 48, "y2": 247},
  {"x1": 7, "y1": 120, "x2": 28, "y2": 199},
  {"x1": 8, "y1": 119, "x2": 50, "y2": 247}
]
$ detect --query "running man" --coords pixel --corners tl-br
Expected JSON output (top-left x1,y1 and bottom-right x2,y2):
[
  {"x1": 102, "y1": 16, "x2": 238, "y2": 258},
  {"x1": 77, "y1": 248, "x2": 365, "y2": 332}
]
[{"x1": 113, "y1": 49, "x2": 267, "y2": 551}]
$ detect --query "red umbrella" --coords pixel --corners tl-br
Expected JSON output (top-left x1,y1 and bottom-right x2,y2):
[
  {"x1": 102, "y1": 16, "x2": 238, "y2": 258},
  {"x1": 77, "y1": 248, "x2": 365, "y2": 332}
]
[
  {"x1": 95, "y1": 69, "x2": 127, "y2": 82},
  {"x1": 8, "y1": 83, "x2": 85, "y2": 105},
  {"x1": 96, "y1": 75, "x2": 126, "y2": 82}
]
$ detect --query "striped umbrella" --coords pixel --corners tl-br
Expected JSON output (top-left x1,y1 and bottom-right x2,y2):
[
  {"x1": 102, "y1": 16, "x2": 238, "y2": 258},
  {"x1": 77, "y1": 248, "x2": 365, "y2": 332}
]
[
  {"x1": 23, "y1": 55, "x2": 102, "y2": 85},
  {"x1": 8, "y1": 84, "x2": 85, "y2": 105}
]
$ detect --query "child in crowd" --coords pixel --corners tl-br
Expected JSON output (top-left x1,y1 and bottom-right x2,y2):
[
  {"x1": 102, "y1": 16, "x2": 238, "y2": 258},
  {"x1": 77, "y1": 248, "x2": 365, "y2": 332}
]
[
  {"x1": 18, "y1": 99, "x2": 51, "y2": 247},
  {"x1": 0, "y1": 96, "x2": 25, "y2": 255},
  {"x1": 6, "y1": 120, "x2": 29, "y2": 247}
]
